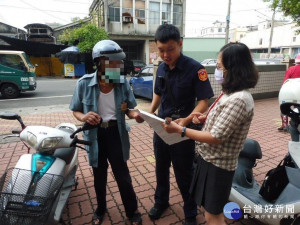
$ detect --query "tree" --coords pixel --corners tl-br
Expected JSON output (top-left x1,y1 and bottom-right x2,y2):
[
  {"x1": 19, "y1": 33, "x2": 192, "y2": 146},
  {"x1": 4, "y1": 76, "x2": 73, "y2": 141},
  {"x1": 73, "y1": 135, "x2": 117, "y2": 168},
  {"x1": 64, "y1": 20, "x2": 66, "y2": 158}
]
[
  {"x1": 264, "y1": 0, "x2": 300, "y2": 31},
  {"x1": 58, "y1": 23, "x2": 109, "y2": 53}
]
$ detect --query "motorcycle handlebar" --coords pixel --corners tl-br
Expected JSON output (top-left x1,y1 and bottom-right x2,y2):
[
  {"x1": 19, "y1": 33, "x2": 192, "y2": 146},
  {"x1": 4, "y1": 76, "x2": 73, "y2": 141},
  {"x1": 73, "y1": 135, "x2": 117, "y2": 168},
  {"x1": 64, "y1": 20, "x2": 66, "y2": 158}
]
[
  {"x1": 12, "y1": 129, "x2": 21, "y2": 134},
  {"x1": 77, "y1": 139, "x2": 92, "y2": 146}
]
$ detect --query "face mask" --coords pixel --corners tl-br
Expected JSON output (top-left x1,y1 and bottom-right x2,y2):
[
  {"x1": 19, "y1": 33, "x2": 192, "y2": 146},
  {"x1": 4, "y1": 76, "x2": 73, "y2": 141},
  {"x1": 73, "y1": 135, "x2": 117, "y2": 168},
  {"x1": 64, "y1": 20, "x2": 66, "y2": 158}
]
[
  {"x1": 101, "y1": 68, "x2": 125, "y2": 83},
  {"x1": 214, "y1": 68, "x2": 224, "y2": 84},
  {"x1": 98, "y1": 60, "x2": 125, "y2": 83}
]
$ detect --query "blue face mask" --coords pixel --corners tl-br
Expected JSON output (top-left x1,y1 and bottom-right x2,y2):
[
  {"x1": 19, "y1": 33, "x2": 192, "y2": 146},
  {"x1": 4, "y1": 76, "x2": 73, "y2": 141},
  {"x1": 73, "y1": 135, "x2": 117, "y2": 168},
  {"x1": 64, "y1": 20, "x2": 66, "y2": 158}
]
[{"x1": 214, "y1": 68, "x2": 224, "y2": 84}]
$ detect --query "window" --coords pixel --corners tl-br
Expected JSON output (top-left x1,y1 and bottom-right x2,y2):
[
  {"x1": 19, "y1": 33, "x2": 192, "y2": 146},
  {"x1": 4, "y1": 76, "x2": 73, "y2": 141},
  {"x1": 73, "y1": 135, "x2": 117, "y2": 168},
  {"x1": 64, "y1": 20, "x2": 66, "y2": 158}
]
[
  {"x1": 293, "y1": 37, "x2": 296, "y2": 42},
  {"x1": 39, "y1": 29, "x2": 47, "y2": 34},
  {"x1": 218, "y1": 28, "x2": 222, "y2": 32},
  {"x1": 0, "y1": 55, "x2": 25, "y2": 70},
  {"x1": 259, "y1": 38, "x2": 262, "y2": 45},
  {"x1": 140, "y1": 67, "x2": 150, "y2": 76},
  {"x1": 149, "y1": 67, "x2": 154, "y2": 74},
  {"x1": 149, "y1": 2, "x2": 160, "y2": 24},
  {"x1": 29, "y1": 28, "x2": 48, "y2": 34},
  {"x1": 173, "y1": 4, "x2": 182, "y2": 26},
  {"x1": 135, "y1": 9, "x2": 145, "y2": 21},
  {"x1": 30, "y1": 29, "x2": 38, "y2": 33},
  {"x1": 109, "y1": 7, "x2": 120, "y2": 22},
  {"x1": 162, "y1": 3, "x2": 171, "y2": 24}
]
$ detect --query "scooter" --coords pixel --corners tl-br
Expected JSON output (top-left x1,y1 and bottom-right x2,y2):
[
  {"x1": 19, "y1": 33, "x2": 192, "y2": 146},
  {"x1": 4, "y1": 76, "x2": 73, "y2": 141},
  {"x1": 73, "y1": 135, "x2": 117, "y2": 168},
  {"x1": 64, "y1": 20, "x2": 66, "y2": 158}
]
[
  {"x1": 229, "y1": 102, "x2": 300, "y2": 225},
  {"x1": 0, "y1": 111, "x2": 95, "y2": 225}
]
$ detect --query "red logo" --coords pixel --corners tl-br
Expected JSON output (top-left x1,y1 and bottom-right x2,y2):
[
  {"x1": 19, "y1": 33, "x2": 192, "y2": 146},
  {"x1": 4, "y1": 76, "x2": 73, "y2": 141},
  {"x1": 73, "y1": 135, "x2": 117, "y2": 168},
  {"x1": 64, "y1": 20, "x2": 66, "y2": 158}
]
[{"x1": 198, "y1": 69, "x2": 208, "y2": 81}]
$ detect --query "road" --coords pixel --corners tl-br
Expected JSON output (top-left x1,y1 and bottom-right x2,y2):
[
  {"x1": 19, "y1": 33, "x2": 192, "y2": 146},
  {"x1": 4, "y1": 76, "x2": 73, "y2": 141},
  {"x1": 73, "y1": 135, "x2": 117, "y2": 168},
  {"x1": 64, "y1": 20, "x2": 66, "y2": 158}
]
[
  {"x1": 0, "y1": 77, "x2": 151, "y2": 115},
  {"x1": 0, "y1": 77, "x2": 76, "y2": 110}
]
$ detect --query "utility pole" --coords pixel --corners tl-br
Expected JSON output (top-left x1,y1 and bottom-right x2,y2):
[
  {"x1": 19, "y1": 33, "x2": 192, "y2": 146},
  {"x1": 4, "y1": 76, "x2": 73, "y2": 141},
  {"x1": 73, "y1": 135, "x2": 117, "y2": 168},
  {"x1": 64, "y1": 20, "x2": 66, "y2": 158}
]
[
  {"x1": 267, "y1": 9, "x2": 276, "y2": 58},
  {"x1": 225, "y1": 0, "x2": 231, "y2": 44}
]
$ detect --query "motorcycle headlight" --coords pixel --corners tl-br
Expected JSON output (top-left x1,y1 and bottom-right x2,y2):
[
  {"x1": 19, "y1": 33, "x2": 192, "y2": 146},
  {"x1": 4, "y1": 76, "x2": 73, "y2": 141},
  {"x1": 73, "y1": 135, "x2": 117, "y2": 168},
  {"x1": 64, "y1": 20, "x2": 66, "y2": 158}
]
[
  {"x1": 40, "y1": 137, "x2": 62, "y2": 151},
  {"x1": 27, "y1": 132, "x2": 37, "y2": 148}
]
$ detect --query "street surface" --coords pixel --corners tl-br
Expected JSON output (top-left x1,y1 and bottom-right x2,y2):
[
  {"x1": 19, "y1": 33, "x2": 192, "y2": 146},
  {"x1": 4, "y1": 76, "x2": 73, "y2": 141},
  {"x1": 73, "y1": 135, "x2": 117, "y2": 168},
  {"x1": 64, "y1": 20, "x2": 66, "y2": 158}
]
[{"x1": 0, "y1": 77, "x2": 151, "y2": 115}]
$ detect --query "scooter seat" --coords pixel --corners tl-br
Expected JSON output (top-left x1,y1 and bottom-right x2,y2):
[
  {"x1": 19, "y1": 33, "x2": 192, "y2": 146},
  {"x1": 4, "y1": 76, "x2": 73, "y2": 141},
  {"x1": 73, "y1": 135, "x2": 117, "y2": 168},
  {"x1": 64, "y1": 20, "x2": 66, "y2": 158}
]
[
  {"x1": 54, "y1": 147, "x2": 75, "y2": 165},
  {"x1": 240, "y1": 138, "x2": 262, "y2": 160}
]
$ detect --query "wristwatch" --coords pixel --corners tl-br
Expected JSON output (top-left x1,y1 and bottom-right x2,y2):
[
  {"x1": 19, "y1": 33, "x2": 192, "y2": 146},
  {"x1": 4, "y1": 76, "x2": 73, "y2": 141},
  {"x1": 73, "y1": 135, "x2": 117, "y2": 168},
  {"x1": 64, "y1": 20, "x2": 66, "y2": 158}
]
[{"x1": 181, "y1": 126, "x2": 187, "y2": 137}]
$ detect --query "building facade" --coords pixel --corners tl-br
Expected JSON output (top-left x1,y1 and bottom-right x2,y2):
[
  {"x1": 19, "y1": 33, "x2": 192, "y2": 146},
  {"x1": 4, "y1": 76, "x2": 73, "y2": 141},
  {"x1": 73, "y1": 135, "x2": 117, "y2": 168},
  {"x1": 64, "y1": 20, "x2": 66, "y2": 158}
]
[
  {"x1": 89, "y1": 0, "x2": 185, "y2": 64},
  {"x1": 24, "y1": 23, "x2": 56, "y2": 44},
  {"x1": 240, "y1": 21, "x2": 300, "y2": 59},
  {"x1": 0, "y1": 22, "x2": 26, "y2": 40},
  {"x1": 198, "y1": 20, "x2": 226, "y2": 38}
]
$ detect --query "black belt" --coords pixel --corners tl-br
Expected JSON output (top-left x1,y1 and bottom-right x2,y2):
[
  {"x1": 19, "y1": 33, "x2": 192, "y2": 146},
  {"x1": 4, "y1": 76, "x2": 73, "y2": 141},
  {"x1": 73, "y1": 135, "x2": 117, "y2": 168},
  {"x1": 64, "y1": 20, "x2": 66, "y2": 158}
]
[{"x1": 99, "y1": 120, "x2": 118, "y2": 128}]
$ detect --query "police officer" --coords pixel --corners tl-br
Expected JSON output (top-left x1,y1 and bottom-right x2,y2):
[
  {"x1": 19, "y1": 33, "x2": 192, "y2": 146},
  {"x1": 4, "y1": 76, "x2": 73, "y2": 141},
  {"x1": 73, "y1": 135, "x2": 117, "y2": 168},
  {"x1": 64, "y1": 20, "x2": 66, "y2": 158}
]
[
  {"x1": 149, "y1": 24, "x2": 214, "y2": 225},
  {"x1": 69, "y1": 40, "x2": 143, "y2": 225}
]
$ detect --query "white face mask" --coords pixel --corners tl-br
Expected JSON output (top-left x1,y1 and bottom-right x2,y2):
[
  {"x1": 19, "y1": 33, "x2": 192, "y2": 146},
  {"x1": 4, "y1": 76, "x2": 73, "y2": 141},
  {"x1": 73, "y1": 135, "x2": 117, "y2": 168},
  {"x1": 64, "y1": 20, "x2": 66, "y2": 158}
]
[{"x1": 214, "y1": 68, "x2": 224, "y2": 84}]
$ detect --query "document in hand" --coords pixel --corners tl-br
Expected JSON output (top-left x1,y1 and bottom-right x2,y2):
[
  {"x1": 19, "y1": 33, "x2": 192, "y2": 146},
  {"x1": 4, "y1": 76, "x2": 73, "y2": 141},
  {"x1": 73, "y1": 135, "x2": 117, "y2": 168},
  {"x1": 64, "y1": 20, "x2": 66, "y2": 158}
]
[{"x1": 137, "y1": 110, "x2": 189, "y2": 145}]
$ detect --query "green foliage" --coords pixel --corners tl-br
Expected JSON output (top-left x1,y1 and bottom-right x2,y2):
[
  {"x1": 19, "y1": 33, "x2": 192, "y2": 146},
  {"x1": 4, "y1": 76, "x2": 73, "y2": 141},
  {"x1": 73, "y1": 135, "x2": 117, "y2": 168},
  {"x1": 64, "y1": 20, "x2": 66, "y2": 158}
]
[
  {"x1": 264, "y1": 0, "x2": 300, "y2": 29},
  {"x1": 280, "y1": 0, "x2": 300, "y2": 24},
  {"x1": 58, "y1": 23, "x2": 109, "y2": 53}
]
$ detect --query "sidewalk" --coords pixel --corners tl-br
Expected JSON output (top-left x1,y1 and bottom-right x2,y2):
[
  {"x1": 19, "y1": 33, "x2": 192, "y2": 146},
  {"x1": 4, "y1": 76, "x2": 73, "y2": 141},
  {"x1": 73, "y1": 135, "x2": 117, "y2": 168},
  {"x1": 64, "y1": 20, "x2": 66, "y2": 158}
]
[{"x1": 0, "y1": 97, "x2": 292, "y2": 225}]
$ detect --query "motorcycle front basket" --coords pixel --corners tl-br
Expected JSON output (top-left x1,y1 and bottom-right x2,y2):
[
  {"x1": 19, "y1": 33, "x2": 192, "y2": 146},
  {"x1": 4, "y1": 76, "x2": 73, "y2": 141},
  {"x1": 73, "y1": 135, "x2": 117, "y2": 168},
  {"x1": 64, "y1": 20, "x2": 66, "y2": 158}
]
[{"x1": 0, "y1": 168, "x2": 64, "y2": 225}]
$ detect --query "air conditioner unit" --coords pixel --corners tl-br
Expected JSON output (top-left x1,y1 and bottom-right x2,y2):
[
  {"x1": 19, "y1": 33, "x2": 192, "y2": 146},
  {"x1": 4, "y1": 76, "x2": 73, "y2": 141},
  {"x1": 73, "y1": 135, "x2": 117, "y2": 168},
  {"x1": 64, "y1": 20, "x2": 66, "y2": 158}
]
[{"x1": 122, "y1": 16, "x2": 131, "y2": 23}]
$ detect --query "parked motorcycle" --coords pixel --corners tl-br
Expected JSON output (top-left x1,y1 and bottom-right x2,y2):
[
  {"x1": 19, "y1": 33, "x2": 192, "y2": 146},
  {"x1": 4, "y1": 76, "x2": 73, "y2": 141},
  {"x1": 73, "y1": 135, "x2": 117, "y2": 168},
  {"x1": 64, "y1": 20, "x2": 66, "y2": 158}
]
[
  {"x1": 0, "y1": 111, "x2": 95, "y2": 225},
  {"x1": 229, "y1": 78, "x2": 300, "y2": 225}
]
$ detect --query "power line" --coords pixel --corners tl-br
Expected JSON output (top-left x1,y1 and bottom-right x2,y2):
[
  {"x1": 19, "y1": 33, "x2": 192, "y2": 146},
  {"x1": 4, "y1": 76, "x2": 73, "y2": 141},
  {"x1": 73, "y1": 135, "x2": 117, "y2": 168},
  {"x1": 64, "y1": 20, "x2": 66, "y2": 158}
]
[
  {"x1": 0, "y1": 4, "x2": 89, "y2": 15},
  {"x1": 53, "y1": 0, "x2": 92, "y2": 4},
  {"x1": 20, "y1": 0, "x2": 73, "y2": 23}
]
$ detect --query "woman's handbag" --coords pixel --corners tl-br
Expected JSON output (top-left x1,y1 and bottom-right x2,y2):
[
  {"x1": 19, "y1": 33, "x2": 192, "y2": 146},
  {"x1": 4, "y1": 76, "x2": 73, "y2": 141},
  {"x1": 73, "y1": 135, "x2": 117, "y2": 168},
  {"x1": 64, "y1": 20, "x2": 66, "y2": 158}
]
[{"x1": 259, "y1": 154, "x2": 294, "y2": 202}]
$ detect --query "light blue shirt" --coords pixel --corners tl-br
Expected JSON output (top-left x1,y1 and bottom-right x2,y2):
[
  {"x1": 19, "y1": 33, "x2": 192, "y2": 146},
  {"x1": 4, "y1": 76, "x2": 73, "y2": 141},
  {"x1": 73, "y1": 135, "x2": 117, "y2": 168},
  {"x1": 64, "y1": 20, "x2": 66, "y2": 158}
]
[{"x1": 69, "y1": 72, "x2": 137, "y2": 167}]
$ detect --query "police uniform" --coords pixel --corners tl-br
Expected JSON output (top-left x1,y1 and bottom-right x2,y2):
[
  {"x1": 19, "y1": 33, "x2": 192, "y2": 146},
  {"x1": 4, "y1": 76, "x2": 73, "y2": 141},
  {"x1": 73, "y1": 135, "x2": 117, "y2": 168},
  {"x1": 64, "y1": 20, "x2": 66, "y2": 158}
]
[{"x1": 153, "y1": 53, "x2": 214, "y2": 218}]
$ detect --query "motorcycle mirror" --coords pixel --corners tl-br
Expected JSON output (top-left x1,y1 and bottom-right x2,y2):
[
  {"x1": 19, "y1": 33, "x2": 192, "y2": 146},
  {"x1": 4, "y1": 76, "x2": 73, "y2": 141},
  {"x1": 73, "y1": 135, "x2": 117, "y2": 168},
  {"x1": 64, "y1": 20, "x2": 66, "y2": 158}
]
[
  {"x1": 0, "y1": 111, "x2": 20, "y2": 120},
  {"x1": 0, "y1": 111, "x2": 26, "y2": 129}
]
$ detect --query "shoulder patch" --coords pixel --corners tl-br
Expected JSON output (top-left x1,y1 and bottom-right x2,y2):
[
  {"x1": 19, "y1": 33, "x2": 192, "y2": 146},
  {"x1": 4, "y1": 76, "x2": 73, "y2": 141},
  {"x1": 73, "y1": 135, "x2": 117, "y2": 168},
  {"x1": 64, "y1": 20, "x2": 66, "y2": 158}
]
[{"x1": 198, "y1": 69, "x2": 208, "y2": 81}]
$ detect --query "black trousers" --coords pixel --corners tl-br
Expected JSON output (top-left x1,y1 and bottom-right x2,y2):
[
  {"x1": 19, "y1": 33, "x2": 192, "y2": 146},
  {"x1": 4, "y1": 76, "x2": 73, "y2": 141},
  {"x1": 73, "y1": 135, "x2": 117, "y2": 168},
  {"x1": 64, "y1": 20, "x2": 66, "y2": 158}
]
[
  {"x1": 92, "y1": 125, "x2": 137, "y2": 218},
  {"x1": 153, "y1": 132, "x2": 197, "y2": 218}
]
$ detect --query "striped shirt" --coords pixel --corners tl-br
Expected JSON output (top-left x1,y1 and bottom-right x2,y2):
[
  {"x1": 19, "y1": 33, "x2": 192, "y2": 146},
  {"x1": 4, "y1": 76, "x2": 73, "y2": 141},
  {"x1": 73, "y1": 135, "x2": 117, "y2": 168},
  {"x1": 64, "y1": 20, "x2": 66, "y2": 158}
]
[{"x1": 195, "y1": 90, "x2": 254, "y2": 171}]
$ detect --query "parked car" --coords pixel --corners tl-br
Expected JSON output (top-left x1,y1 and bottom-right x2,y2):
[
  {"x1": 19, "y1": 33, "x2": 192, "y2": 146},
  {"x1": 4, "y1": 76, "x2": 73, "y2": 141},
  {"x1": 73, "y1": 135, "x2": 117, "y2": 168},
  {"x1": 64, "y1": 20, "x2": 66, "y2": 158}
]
[
  {"x1": 253, "y1": 59, "x2": 278, "y2": 65},
  {"x1": 129, "y1": 65, "x2": 153, "y2": 99},
  {"x1": 200, "y1": 59, "x2": 217, "y2": 66},
  {"x1": 123, "y1": 60, "x2": 147, "y2": 76},
  {"x1": 132, "y1": 60, "x2": 147, "y2": 74}
]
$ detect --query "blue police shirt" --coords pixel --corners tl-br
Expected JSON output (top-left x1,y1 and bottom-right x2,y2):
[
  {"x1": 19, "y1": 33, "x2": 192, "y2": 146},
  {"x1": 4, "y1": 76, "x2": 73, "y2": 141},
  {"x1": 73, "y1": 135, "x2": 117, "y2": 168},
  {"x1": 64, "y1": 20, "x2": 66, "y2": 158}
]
[
  {"x1": 154, "y1": 53, "x2": 214, "y2": 119},
  {"x1": 69, "y1": 72, "x2": 137, "y2": 167}
]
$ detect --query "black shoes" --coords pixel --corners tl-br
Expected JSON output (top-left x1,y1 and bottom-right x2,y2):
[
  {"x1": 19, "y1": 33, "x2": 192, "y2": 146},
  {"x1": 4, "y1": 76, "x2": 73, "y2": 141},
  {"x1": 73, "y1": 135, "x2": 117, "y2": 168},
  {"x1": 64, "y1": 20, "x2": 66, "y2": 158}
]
[
  {"x1": 184, "y1": 217, "x2": 197, "y2": 225},
  {"x1": 92, "y1": 208, "x2": 107, "y2": 225},
  {"x1": 278, "y1": 126, "x2": 288, "y2": 132},
  {"x1": 148, "y1": 203, "x2": 169, "y2": 220}
]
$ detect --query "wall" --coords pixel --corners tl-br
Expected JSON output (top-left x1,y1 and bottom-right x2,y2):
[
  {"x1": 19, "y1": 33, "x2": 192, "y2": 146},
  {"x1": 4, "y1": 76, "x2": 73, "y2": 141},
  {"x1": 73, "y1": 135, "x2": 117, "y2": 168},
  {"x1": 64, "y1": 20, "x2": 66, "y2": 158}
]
[
  {"x1": 182, "y1": 37, "x2": 225, "y2": 62},
  {"x1": 204, "y1": 64, "x2": 286, "y2": 101},
  {"x1": 30, "y1": 57, "x2": 64, "y2": 76},
  {"x1": 240, "y1": 22, "x2": 300, "y2": 58}
]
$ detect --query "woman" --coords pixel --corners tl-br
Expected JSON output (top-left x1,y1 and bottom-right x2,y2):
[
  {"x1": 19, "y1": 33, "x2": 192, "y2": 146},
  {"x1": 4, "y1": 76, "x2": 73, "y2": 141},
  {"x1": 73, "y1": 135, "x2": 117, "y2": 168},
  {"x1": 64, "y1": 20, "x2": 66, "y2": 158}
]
[{"x1": 162, "y1": 42, "x2": 258, "y2": 225}]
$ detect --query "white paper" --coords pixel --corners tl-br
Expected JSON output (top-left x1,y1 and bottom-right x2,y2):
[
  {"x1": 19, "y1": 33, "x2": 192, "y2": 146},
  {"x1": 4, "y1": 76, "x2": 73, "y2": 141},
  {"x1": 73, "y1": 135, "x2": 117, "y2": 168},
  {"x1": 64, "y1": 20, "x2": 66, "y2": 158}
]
[{"x1": 136, "y1": 109, "x2": 189, "y2": 145}]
